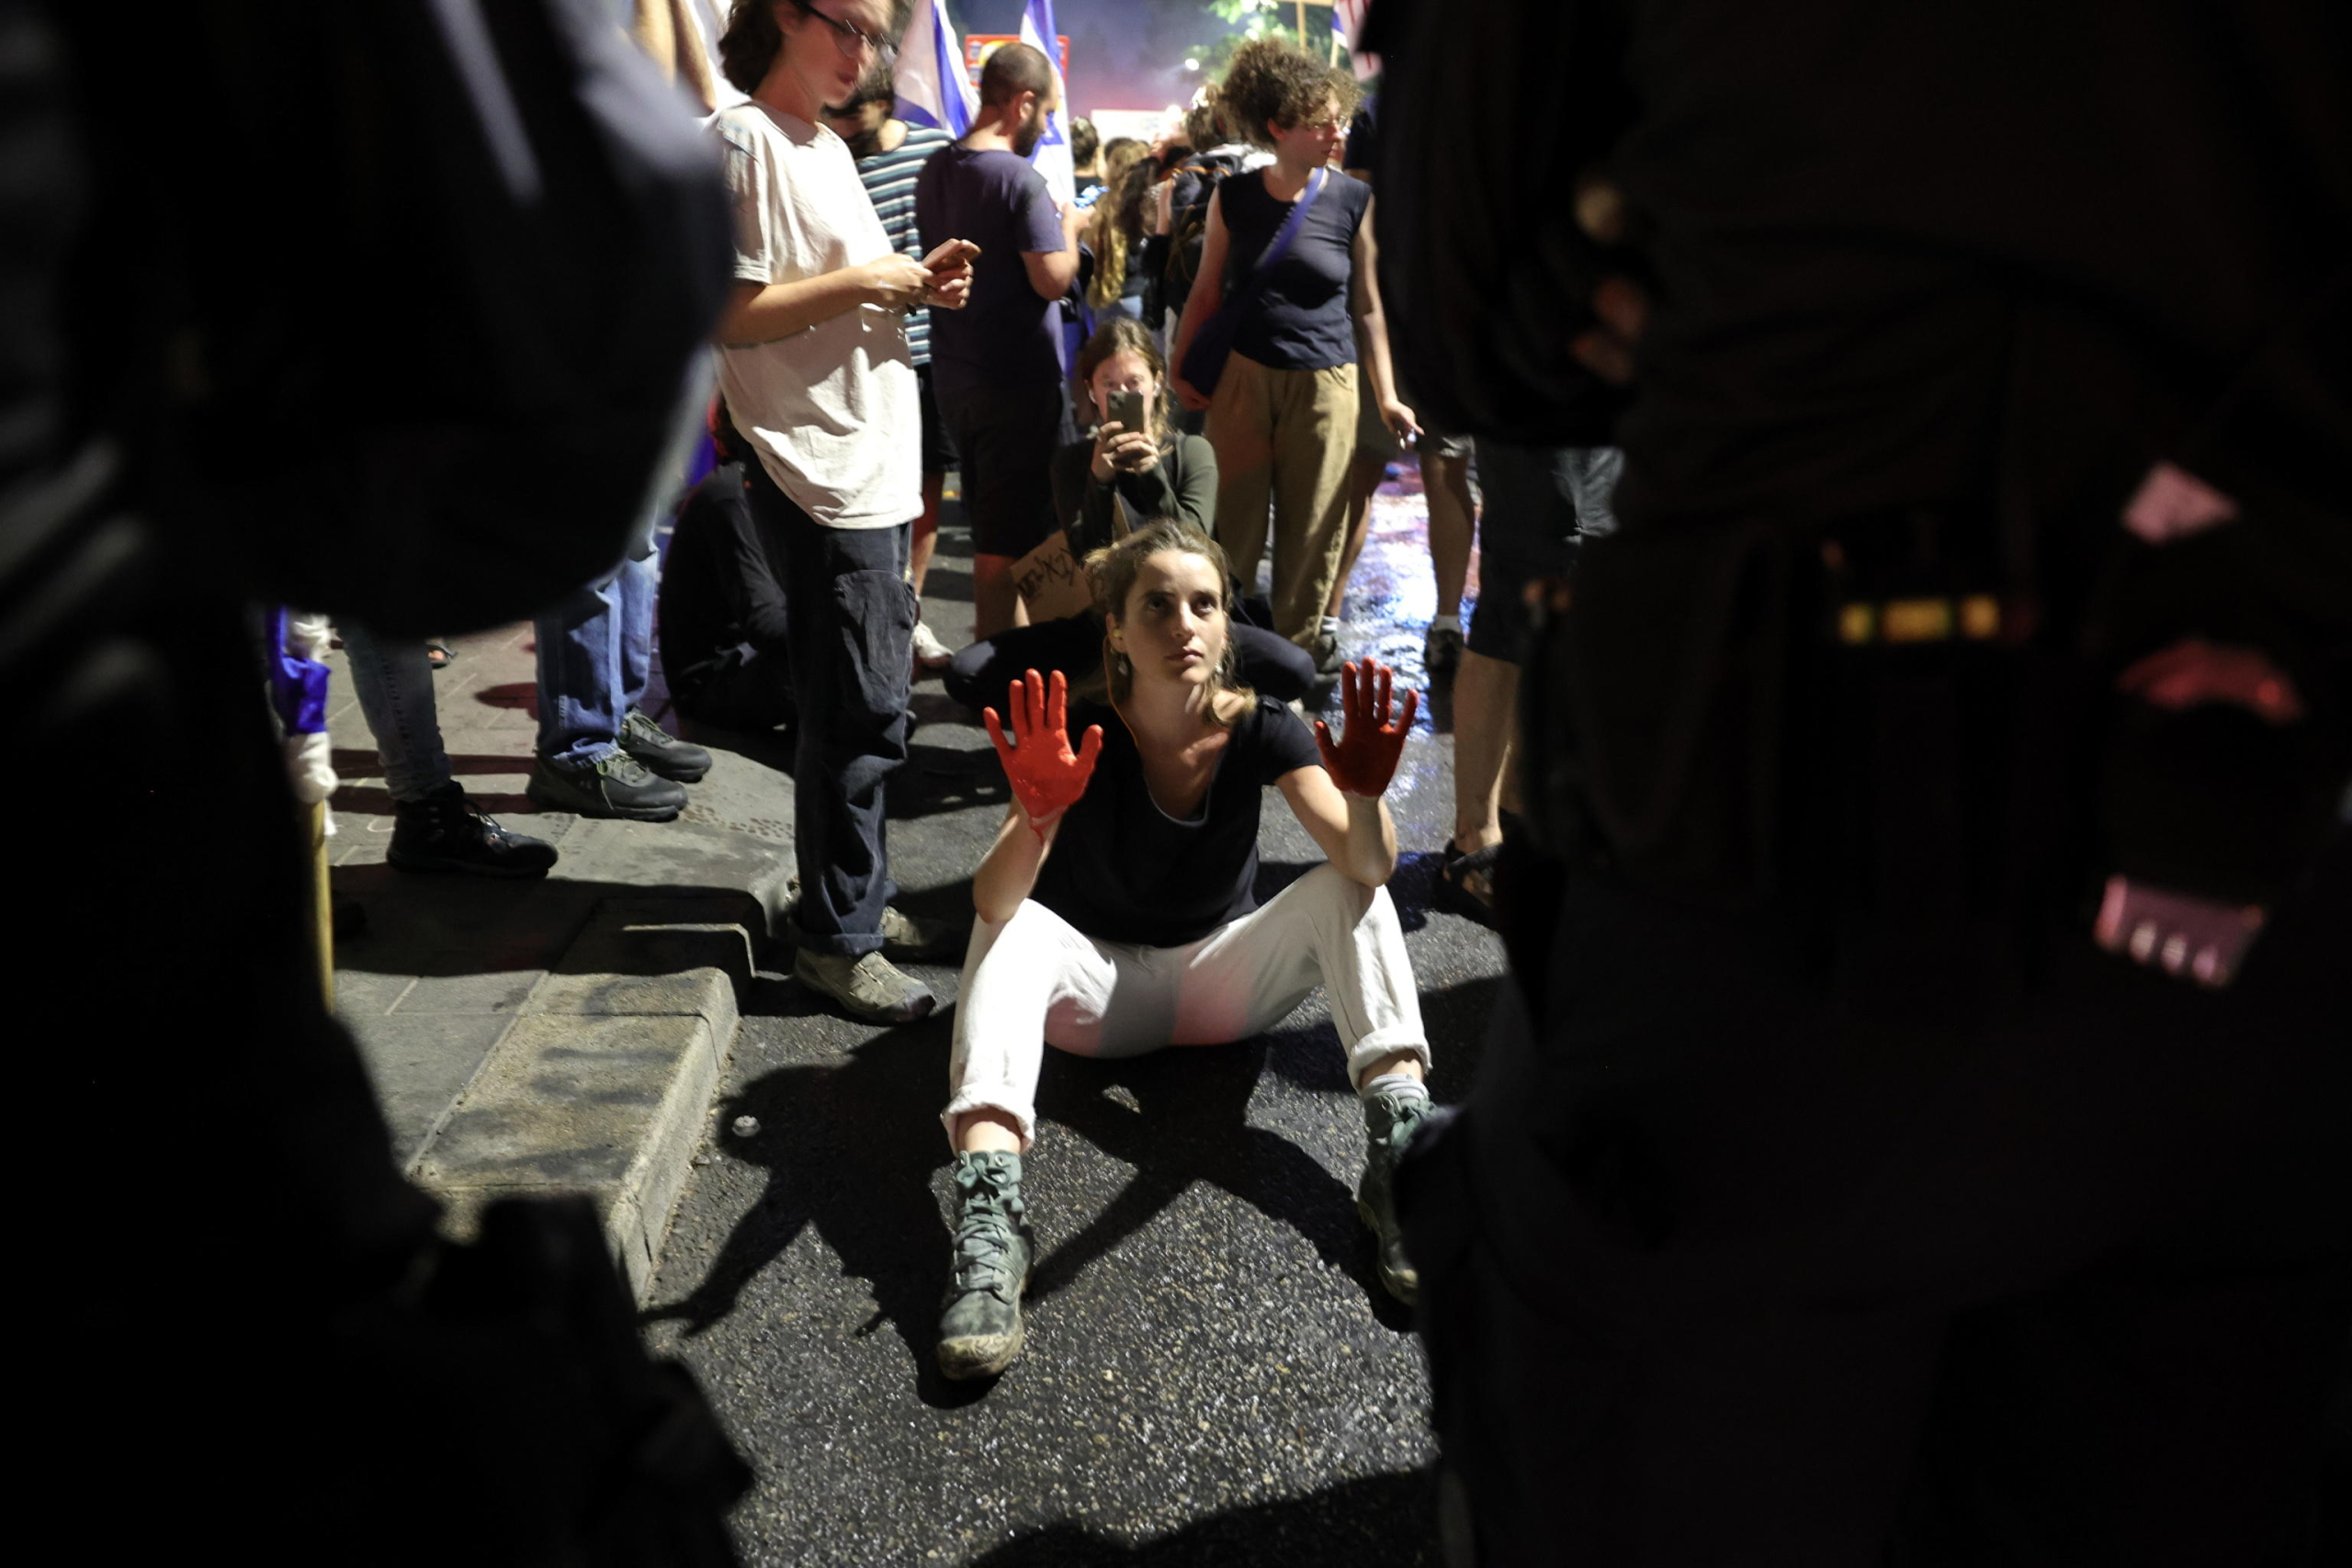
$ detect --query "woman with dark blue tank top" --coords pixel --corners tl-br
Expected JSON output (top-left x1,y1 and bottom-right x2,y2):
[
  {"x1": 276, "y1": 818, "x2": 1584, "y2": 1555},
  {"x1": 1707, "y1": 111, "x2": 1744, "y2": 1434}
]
[{"x1": 1169, "y1": 39, "x2": 1420, "y2": 667}]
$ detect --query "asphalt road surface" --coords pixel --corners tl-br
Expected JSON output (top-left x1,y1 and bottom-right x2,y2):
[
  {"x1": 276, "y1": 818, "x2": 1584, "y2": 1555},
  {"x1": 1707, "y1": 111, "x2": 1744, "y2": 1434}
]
[{"x1": 643, "y1": 476, "x2": 1509, "y2": 1566}]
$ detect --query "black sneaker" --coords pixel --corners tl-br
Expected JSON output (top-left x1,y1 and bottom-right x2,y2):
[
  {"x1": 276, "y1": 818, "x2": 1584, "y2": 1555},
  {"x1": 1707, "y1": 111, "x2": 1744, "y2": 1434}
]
[
  {"x1": 937, "y1": 1151, "x2": 1034, "y2": 1381},
  {"x1": 526, "y1": 750, "x2": 688, "y2": 821},
  {"x1": 387, "y1": 781, "x2": 559, "y2": 878},
  {"x1": 620, "y1": 708, "x2": 712, "y2": 783}
]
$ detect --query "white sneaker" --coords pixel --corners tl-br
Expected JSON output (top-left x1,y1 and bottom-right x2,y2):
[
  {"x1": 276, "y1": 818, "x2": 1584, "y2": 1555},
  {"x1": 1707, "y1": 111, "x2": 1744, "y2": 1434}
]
[{"x1": 910, "y1": 620, "x2": 956, "y2": 672}]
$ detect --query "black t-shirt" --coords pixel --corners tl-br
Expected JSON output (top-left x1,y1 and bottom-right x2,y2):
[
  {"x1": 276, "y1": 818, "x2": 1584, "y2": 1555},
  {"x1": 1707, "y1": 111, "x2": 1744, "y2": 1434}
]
[
  {"x1": 655, "y1": 462, "x2": 788, "y2": 689},
  {"x1": 1031, "y1": 695, "x2": 1324, "y2": 947},
  {"x1": 916, "y1": 145, "x2": 1068, "y2": 405},
  {"x1": 1218, "y1": 167, "x2": 1373, "y2": 372}
]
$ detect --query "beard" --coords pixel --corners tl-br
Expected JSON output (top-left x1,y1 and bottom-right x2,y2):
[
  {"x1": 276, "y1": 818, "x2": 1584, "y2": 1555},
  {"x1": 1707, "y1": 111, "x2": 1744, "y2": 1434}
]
[{"x1": 1012, "y1": 105, "x2": 1048, "y2": 159}]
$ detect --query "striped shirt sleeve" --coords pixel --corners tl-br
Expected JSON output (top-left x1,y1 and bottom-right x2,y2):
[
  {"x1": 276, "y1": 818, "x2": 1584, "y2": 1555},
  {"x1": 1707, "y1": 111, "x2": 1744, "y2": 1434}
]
[{"x1": 857, "y1": 125, "x2": 954, "y2": 365}]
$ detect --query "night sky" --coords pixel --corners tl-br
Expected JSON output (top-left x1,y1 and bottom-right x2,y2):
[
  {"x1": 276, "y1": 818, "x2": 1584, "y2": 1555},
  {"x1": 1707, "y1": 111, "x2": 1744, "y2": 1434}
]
[{"x1": 944, "y1": 1, "x2": 1305, "y2": 114}]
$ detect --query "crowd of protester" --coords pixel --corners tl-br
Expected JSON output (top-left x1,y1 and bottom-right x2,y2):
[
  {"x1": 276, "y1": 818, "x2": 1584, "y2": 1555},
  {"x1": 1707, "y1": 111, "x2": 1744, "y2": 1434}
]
[
  {"x1": 340, "y1": 27, "x2": 1612, "y2": 982},
  {"x1": 320, "y1": 11, "x2": 1611, "y2": 1384},
  {"x1": 29, "y1": 0, "x2": 2337, "y2": 1558}
]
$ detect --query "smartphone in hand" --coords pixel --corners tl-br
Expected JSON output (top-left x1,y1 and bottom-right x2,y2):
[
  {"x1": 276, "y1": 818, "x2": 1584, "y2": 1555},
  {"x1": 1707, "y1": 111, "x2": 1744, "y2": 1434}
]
[{"x1": 1106, "y1": 389, "x2": 1148, "y2": 437}]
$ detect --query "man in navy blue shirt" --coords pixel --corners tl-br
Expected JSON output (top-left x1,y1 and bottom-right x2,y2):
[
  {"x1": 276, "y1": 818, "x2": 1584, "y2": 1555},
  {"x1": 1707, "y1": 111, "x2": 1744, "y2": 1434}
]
[{"x1": 917, "y1": 41, "x2": 1088, "y2": 640}]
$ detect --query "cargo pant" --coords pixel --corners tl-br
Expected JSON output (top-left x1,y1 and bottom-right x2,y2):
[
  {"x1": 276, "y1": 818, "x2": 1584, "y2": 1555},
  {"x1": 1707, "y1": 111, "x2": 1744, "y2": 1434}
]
[{"x1": 1205, "y1": 352, "x2": 1360, "y2": 648}]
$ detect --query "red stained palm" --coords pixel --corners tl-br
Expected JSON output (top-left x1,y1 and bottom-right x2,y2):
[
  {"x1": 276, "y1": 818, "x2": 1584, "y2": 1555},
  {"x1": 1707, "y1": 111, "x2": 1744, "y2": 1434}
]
[
  {"x1": 983, "y1": 668, "x2": 1104, "y2": 828},
  {"x1": 1314, "y1": 659, "x2": 1419, "y2": 798}
]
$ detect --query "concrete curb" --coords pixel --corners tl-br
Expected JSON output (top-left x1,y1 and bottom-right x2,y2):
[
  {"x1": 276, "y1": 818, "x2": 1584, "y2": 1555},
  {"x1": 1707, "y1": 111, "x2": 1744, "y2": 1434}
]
[
  {"x1": 408, "y1": 893, "x2": 759, "y2": 1302},
  {"x1": 322, "y1": 621, "x2": 804, "y2": 1303}
]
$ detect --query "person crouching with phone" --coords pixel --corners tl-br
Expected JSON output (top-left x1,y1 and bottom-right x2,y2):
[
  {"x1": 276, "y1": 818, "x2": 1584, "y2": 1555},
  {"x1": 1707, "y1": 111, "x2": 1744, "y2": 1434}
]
[
  {"x1": 932, "y1": 521, "x2": 1434, "y2": 1382},
  {"x1": 943, "y1": 320, "x2": 1317, "y2": 710}
]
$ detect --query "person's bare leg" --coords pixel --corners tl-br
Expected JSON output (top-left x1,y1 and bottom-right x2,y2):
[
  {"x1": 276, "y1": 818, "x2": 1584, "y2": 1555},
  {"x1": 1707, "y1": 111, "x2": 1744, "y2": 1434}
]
[
  {"x1": 1327, "y1": 458, "x2": 1384, "y2": 618},
  {"x1": 910, "y1": 471, "x2": 944, "y2": 597},
  {"x1": 955, "y1": 1108, "x2": 1023, "y2": 1154},
  {"x1": 972, "y1": 555, "x2": 1032, "y2": 641},
  {"x1": 1424, "y1": 450, "x2": 1476, "y2": 622},
  {"x1": 1452, "y1": 648, "x2": 1519, "y2": 855},
  {"x1": 1358, "y1": 1049, "x2": 1426, "y2": 1086}
]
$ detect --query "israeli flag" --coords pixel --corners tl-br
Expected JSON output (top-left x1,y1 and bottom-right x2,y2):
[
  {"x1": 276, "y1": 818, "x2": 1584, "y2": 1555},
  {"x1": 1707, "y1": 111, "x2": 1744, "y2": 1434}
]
[
  {"x1": 893, "y1": 0, "x2": 976, "y2": 137},
  {"x1": 1021, "y1": 0, "x2": 1077, "y2": 208}
]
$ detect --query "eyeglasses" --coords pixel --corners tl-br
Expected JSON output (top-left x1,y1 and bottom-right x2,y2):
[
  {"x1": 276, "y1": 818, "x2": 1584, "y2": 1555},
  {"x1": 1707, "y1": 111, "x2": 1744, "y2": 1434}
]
[{"x1": 797, "y1": 2, "x2": 896, "y2": 63}]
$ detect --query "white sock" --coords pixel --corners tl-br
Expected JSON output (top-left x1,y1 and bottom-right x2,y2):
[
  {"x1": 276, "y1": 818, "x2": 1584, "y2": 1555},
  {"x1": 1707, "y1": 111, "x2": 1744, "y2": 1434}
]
[
  {"x1": 1320, "y1": 615, "x2": 1342, "y2": 637},
  {"x1": 1430, "y1": 614, "x2": 1460, "y2": 634},
  {"x1": 1360, "y1": 1071, "x2": 1429, "y2": 1102}
]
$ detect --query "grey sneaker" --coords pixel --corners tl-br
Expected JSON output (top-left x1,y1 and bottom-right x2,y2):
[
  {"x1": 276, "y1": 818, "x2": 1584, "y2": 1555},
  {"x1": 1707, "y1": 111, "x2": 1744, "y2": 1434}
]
[
  {"x1": 620, "y1": 708, "x2": 712, "y2": 782},
  {"x1": 879, "y1": 904, "x2": 965, "y2": 962},
  {"x1": 1358, "y1": 1088, "x2": 1438, "y2": 1304},
  {"x1": 793, "y1": 948, "x2": 936, "y2": 1023},
  {"x1": 1312, "y1": 628, "x2": 1345, "y2": 677},
  {"x1": 781, "y1": 889, "x2": 966, "y2": 964},
  {"x1": 937, "y1": 1151, "x2": 1034, "y2": 1381},
  {"x1": 526, "y1": 750, "x2": 688, "y2": 821}
]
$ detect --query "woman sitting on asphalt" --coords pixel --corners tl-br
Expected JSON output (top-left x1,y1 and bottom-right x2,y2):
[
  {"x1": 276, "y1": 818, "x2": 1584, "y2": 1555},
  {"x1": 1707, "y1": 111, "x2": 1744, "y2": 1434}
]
[
  {"x1": 933, "y1": 520, "x2": 1433, "y2": 1382},
  {"x1": 942, "y1": 320, "x2": 1317, "y2": 711}
]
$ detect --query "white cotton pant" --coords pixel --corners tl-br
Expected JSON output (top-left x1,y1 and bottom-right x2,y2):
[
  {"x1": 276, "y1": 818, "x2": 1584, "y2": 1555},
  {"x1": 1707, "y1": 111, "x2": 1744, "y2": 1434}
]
[{"x1": 944, "y1": 863, "x2": 1430, "y2": 1151}]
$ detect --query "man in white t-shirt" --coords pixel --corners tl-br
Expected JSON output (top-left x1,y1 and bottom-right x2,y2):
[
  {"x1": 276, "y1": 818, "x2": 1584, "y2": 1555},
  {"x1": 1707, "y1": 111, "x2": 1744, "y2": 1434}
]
[{"x1": 709, "y1": 0, "x2": 976, "y2": 1023}]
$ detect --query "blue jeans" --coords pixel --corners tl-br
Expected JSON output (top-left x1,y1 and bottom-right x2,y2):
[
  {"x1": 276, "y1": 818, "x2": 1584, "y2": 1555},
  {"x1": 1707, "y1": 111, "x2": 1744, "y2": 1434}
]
[
  {"x1": 534, "y1": 554, "x2": 654, "y2": 765},
  {"x1": 340, "y1": 621, "x2": 447, "y2": 804}
]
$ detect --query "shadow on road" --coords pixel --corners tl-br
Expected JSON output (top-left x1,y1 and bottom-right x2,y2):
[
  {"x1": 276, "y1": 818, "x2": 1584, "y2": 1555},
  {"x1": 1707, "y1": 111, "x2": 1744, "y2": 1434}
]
[
  {"x1": 1026, "y1": 1040, "x2": 1410, "y2": 1334},
  {"x1": 642, "y1": 964, "x2": 1503, "y2": 1400},
  {"x1": 968, "y1": 1470, "x2": 1442, "y2": 1566}
]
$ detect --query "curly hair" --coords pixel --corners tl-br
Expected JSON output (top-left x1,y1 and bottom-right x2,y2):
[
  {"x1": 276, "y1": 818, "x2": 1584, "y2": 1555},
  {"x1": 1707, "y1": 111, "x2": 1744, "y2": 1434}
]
[
  {"x1": 1183, "y1": 95, "x2": 1227, "y2": 152},
  {"x1": 1219, "y1": 38, "x2": 1360, "y2": 148}
]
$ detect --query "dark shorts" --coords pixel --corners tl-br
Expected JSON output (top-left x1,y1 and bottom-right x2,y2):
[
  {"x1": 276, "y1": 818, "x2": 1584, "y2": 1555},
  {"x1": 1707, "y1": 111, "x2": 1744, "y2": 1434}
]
[
  {"x1": 915, "y1": 364, "x2": 956, "y2": 478},
  {"x1": 940, "y1": 381, "x2": 1061, "y2": 559},
  {"x1": 1467, "y1": 442, "x2": 1623, "y2": 664},
  {"x1": 1357, "y1": 367, "x2": 1473, "y2": 466}
]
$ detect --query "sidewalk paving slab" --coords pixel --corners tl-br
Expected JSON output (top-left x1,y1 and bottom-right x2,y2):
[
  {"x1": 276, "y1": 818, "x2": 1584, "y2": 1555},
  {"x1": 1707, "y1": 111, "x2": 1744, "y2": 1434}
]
[{"x1": 323, "y1": 619, "x2": 794, "y2": 1302}]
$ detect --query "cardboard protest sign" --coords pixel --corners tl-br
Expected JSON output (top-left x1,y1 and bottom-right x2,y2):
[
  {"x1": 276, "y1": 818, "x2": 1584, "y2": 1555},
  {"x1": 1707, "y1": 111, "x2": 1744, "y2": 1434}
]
[{"x1": 1011, "y1": 527, "x2": 1094, "y2": 622}]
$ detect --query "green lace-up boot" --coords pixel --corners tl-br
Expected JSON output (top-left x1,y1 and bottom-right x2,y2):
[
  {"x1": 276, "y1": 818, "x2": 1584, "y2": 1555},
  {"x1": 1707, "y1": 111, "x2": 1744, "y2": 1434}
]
[
  {"x1": 937, "y1": 1151, "x2": 1035, "y2": 1381},
  {"x1": 1357, "y1": 1088, "x2": 1437, "y2": 1305}
]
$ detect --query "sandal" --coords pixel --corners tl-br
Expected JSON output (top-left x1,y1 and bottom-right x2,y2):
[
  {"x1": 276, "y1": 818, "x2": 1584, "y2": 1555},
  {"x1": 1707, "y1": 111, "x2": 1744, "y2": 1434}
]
[
  {"x1": 425, "y1": 638, "x2": 457, "y2": 671},
  {"x1": 1436, "y1": 837, "x2": 1501, "y2": 926}
]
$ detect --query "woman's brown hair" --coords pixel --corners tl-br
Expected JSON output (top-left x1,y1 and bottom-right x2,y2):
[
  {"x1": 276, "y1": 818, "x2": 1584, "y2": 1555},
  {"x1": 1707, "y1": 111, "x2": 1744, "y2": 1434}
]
[
  {"x1": 1073, "y1": 318, "x2": 1179, "y2": 449},
  {"x1": 1086, "y1": 518, "x2": 1253, "y2": 724},
  {"x1": 1219, "y1": 38, "x2": 1361, "y2": 148},
  {"x1": 1084, "y1": 153, "x2": 1151, "y2": 310}
]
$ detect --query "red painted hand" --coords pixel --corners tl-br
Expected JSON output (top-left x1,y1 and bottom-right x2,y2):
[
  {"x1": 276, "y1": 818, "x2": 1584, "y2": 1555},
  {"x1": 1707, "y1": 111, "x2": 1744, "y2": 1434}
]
[
  {"x1": 1314, "y1": 660, "x2": 1419, "y2": 798},
  {"x1": 983, "y1": 668, "x2": 1104, "y2": 831}
]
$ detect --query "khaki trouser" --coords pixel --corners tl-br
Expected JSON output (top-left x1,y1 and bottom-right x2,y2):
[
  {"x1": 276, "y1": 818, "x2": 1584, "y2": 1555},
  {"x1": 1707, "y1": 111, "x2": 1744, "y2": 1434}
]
[{"x1": 1204, "y1": 353, "x2": 1359, "y2": 647}]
